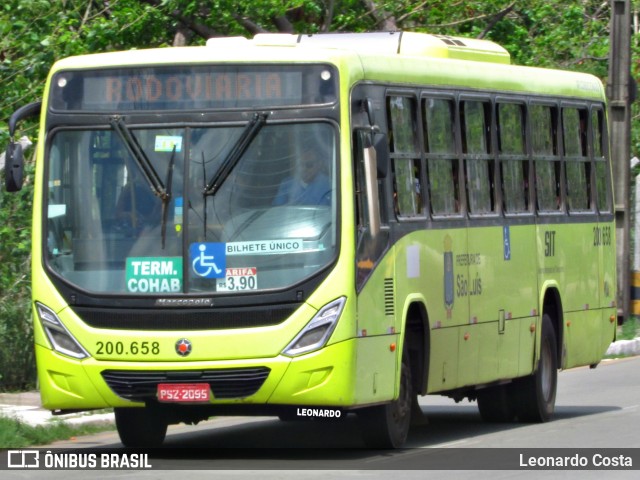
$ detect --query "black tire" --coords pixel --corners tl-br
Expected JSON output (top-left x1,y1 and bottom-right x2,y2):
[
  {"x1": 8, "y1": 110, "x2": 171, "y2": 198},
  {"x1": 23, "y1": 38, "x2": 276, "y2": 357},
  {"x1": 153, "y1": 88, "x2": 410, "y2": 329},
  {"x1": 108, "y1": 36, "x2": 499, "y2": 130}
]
[
  {"x1": 514, "y1": 314, "x2": 558, "y2": 422},
  {"x1": 358, "y1": 350, "x2": 413, "y2": 448},
  {"x1": 477, "y1": 384, "x2": 516, "y2": 423},
  {"x1": 114, "y1": 407, "x2": 168, "y2": 448}
]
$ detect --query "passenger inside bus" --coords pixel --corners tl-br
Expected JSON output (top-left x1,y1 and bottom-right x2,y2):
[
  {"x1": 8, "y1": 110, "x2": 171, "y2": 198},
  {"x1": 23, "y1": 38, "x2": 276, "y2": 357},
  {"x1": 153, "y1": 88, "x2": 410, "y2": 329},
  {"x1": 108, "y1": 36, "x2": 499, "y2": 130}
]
[{"x1": 114, "y1": 173, "x2": 159, "y2": 232}]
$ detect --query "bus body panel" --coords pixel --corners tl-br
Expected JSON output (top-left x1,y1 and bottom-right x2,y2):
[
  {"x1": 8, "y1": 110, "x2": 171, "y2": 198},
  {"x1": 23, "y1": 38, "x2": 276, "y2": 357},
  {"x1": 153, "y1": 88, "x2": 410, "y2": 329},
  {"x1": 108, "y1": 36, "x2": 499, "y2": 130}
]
[
  {"x1": 467, "y1": 223, "x2": 538, "y2": 383},
  {"x1": 536, "y1": 219, "x2": 616, "y2": 369},
  {"x1": 388, "y1": 227, "x2": 539, "y2": 393},
  {"x1": 390, "y1": 229, "x2": 469, "y2": 392},
  {"x1": 352, "y1": 335, "x2": 399, "y2": 405}
]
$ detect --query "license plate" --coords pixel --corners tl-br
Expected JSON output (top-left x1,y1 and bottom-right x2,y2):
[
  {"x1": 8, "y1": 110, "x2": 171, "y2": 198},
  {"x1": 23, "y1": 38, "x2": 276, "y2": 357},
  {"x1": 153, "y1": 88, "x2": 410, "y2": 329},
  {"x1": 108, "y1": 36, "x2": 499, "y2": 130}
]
[{"x1": 157, "y1": 383, "x2": 211, "y2": 403}]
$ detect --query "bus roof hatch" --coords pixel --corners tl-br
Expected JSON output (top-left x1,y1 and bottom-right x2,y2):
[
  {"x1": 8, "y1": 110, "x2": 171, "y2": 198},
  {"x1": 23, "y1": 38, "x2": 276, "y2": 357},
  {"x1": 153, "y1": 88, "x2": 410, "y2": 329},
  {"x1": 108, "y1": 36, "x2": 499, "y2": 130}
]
[
  {"x1": 206, "y1": 32, "x2": 511, "y2": 65},
  {"x1": 295, "y1": 32, "x2": 511, "y2": 65}
]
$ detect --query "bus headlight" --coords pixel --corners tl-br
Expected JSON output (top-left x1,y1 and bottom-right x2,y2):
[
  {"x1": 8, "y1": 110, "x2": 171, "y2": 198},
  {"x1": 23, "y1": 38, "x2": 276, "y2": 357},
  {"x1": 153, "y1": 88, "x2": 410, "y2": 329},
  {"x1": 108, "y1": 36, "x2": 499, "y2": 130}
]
[
  {"x1": 36, "y1": 303, "x2": 89, "y2": 359},
  {"x1": 283, "y1": 297, "x2": 346, "y2": 357}
]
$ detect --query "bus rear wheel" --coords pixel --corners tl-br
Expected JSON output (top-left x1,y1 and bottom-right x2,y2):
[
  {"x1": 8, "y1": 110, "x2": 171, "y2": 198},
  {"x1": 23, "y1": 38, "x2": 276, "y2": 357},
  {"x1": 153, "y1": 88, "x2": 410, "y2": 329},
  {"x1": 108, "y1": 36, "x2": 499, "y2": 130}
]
[
  {"x1": 358, "y1": 351, "x2": 413, "y2": 448},
  {"x1": 514, "y1": 314, "x2": 558, "y2": 422},
  {"x1": 114, "y1": 407, "x2": 168, "y2": 448}
]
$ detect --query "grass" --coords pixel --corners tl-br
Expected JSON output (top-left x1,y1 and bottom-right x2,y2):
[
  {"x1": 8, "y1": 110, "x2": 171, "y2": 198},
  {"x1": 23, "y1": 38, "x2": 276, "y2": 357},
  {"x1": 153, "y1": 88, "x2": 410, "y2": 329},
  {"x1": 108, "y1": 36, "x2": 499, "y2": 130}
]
[
  {"x1": 618, "y1": 317, "x2": 640, "y2": 341},
  {"x1": 0, "y1": 415, "x2": 115, "y2": 448}
]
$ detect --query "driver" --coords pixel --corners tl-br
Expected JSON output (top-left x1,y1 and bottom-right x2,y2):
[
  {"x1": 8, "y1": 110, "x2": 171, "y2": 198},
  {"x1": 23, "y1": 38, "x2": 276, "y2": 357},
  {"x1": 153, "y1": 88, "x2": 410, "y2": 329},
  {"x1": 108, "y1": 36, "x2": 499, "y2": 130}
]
[{"x1": 272, "y1": 148, "x2": 331, "y2": 206}]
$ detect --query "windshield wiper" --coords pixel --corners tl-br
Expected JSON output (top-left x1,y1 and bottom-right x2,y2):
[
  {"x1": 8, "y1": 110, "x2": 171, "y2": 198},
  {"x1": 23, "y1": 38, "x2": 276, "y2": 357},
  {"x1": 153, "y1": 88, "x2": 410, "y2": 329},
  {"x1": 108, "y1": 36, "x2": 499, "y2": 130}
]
[
  {"x1": 111, "y1": 116, "x2": 175, "y2": 249},
  {"x1": 161, "y1": 145, "x2": 176, "y2": 249},
  {"x1": 203, "y1": 112, "x2": 268, "y2": 196},
  {"x1": 110, "y1": 116, "x2": 168, "y2": 200}
]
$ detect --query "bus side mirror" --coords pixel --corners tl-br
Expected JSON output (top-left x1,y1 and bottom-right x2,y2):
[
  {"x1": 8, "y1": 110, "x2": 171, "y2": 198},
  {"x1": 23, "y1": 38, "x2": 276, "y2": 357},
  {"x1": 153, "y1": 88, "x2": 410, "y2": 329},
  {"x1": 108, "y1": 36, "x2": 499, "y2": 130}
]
[
  {"x1": 4, "y1": 141, "x2": 24, "y2": 192},
  {"x1": 363, "y1": 145, "x2": 381, "y2": 239},
  {"x1": 4, "y1": 101, "x2": 42, "y2": 192}
]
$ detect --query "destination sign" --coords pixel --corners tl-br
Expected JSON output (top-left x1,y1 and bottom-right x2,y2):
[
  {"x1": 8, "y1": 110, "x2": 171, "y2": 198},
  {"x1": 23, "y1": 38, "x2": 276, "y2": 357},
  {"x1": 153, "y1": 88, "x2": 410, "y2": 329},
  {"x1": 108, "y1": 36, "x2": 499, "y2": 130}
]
[{"x1": 50, "y1": 64, "x2": 337, "y2": 111}]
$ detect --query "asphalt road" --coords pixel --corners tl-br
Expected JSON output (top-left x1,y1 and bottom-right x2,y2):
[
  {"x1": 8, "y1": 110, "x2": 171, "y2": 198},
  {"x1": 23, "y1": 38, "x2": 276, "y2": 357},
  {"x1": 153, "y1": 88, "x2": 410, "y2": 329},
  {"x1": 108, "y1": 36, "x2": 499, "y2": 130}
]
[{"x1": 4, "y1": 356, "x2": 640, "y2": 479}]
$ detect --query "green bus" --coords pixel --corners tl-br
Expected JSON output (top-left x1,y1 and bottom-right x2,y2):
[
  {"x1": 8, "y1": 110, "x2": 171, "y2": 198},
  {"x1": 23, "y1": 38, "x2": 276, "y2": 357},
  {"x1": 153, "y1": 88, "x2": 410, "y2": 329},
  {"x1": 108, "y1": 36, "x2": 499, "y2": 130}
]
[{"x1": 4, "y1": 32, "x2": 617, "y2": 448}]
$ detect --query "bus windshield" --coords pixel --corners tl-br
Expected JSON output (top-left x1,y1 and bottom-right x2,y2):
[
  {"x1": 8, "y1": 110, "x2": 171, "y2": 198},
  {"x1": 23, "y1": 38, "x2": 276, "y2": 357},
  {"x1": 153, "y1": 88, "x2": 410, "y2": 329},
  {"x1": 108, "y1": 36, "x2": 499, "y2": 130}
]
[{"x1": 45, "y1": 121, "x2": 337, "y2": 295}]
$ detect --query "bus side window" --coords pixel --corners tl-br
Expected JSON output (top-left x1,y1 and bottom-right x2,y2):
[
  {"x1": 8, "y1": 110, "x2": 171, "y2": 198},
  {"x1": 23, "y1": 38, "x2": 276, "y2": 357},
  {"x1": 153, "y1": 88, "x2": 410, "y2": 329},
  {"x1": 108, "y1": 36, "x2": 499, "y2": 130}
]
[
  {"x1": 497, "y1": 102, "x2": 528, "y2": 213},
  {"x1": 531, "y1": 104, "x2": 561, "y2": 212},
  {"x1": 592, "y1": 107, "x2": 611, "y2": 213},
  {"x1": 423, "y1": 97, "x2": 459, "y2": 215},
  {"x1": 461, "y1": 99, "x2": 495, "y2": 215},
  {"x1": 563, "y1": 107, "x2": 591, "y2": 212},
  {"x1": 387, "y1": 95, "x2": 423, "y2": 217}
]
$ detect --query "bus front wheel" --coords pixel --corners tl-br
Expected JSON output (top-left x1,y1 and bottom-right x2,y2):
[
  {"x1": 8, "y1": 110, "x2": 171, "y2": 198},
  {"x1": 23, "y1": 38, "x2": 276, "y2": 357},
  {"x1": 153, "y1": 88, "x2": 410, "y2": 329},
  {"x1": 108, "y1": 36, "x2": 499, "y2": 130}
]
[
  {"x1": 114, "y1": 407, "x2": 168, "y2": 448},
  {"x1": 358, "y1": 350, "x2": 413, "y2": 448},
  {"x1": 514, "y1": 314, "x2": 558, "y2": 422}
]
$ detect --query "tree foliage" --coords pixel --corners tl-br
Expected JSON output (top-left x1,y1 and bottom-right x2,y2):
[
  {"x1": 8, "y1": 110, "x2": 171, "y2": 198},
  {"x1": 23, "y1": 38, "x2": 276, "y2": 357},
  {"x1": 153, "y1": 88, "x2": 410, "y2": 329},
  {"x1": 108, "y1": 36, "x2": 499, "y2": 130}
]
[
  {"x1": 0, "y1": 0, "x2": 637, "y2": 390},
  {"x1": 0, "y1": 1, "x2": 621, "y2": 124}
]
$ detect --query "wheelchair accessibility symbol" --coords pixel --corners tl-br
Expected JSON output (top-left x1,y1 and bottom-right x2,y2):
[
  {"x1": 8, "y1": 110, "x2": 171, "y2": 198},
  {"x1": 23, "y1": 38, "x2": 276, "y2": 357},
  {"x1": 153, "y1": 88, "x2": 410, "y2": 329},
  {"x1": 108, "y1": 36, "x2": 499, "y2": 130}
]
[{"x1": 190, "y1": 243, "x2": 226, "y2": 278}]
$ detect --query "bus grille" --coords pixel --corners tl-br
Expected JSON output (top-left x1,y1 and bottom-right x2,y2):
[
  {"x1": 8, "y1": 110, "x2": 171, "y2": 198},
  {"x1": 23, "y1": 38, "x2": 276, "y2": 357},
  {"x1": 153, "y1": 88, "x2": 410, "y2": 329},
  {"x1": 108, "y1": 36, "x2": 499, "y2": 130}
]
[
  {"x1": 101, "y1": 367, "x2": 270, "y2": 401},
  {"x1": 72, "y1": 304, "x2": 299, "y2": 330}
]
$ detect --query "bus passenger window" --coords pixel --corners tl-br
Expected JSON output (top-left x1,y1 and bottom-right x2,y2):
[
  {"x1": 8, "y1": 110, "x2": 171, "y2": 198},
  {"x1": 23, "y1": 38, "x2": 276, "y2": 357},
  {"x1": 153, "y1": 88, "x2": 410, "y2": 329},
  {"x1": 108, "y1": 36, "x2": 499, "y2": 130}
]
[
  {"x1": 592, "y1": 108, "x2": 611, "y2": 213},
  {"x1": 497, "y1": 103, "x2": 528, "y2": 213},
  {"x1": 531, "y1": 104, "x2": 561, "y2": 212},
  {"x1": 563, "y1": 107, "x2": 590, "y2": 212},
  {"x1": 387, "y1": 96, "x2": 423, "y2": 217},
  {"x1": 423, "y1": 97, "x2": 459, "y2": 215},
  {"x1": 461, "y1": 100, "x2": 494, "y2": 215}
]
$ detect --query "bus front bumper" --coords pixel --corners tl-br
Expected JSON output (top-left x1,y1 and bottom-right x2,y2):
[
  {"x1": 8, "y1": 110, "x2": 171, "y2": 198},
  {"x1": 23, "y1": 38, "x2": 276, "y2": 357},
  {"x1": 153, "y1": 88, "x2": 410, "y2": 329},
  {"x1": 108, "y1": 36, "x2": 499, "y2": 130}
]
[{"x1": 35, "y1": 338, "x2": 359, "y2": 413}]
